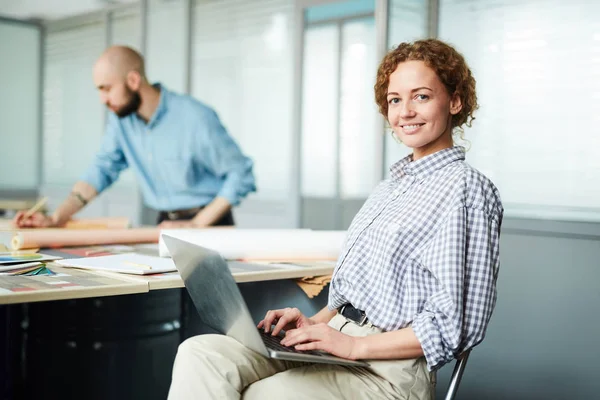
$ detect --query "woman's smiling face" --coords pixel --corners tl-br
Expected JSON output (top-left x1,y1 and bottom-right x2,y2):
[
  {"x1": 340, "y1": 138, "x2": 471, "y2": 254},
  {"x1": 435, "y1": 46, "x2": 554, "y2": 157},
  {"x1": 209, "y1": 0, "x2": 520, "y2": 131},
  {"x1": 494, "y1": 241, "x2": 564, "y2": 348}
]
[{"x1": 386, "y1": 60, "x2": 462, "y2": 160}]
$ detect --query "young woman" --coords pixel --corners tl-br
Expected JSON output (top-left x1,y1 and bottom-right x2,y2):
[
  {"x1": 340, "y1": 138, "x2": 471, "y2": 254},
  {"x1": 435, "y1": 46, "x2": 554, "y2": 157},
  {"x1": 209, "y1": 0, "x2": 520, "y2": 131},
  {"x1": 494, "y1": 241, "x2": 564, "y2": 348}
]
[{"x1": 168, "y1": 38, "x2": 503, "y2": 400}]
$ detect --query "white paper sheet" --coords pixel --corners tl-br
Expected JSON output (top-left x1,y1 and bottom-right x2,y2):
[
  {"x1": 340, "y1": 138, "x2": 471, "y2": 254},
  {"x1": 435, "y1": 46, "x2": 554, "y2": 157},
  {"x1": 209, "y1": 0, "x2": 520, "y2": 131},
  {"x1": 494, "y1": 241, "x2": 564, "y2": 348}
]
[
  {"x1": 158, "y1": 229, "x2": 347, "y2": 260},
  {"x1": 56, "y1": 253, "x2": 176, "y2": 275}
]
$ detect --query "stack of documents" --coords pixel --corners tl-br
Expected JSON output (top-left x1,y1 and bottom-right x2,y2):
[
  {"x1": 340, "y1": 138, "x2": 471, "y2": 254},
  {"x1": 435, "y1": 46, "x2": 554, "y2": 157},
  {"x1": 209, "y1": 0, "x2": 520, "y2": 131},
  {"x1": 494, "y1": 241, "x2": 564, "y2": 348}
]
[{"x1": 0, "y1": 252, "x2": 60, "y2": 276}]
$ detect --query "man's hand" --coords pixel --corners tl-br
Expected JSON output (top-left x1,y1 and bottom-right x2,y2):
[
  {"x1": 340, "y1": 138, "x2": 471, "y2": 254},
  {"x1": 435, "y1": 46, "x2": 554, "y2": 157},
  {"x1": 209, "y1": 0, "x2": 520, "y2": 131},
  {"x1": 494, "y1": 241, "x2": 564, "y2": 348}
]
[
  {"x1": 280, "y1": 323, "x2": 360, "y2": 360},
  {"x1": 158, "y1": 220, "x2": 203, "y2": 229},
  {"x1": 13, "y1": 211, "x2": 57, "y2": 228},
  {"x1": 257, "y1": 307, "x2": 315, "y2": 336}
]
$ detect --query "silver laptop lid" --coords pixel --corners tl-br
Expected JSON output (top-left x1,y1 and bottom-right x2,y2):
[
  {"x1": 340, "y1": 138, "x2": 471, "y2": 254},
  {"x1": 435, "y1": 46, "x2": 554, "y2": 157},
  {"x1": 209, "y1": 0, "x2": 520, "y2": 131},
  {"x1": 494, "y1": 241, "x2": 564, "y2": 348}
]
[{"x1": 162, "y1": 234, "x2": 268, "y2": 356}]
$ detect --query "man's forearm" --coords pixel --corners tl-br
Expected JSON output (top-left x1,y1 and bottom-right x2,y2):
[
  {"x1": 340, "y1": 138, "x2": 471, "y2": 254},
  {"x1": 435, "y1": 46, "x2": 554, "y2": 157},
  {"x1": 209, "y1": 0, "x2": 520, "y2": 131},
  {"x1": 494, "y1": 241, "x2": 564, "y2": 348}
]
[
  {"x1": 191, "y1": 197, "x2": 232, "y2": 227},
  {"x1": 51, "y1": 181, "x2": 98, "y2": 226}
]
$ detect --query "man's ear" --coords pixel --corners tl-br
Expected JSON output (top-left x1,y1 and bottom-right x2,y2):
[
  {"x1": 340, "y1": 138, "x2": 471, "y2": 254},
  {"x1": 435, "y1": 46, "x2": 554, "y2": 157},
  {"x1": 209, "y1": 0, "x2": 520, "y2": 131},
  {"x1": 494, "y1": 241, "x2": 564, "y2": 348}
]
[
  {"x1": 126, "y1": 70, "x2": 142, "y2": 91},
  {"x1": 449, "y1": 92, "x2": 463, "y2": 115}
]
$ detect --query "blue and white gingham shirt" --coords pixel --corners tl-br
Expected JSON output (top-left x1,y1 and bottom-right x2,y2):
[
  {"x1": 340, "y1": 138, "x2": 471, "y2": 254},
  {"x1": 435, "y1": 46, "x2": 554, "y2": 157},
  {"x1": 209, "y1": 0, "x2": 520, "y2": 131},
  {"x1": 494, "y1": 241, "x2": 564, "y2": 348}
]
[{"x1": 329, "y1": 146, "x2": 503, "y2": 371}]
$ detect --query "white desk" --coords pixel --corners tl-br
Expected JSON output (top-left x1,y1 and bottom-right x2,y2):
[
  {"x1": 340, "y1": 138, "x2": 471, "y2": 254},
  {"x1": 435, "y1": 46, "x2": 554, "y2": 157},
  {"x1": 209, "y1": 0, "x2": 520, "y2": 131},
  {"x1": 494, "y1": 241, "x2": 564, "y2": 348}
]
[
  {"x1": 0, "y1": 263, "x2": 148, "y2": 305},
  {"x1": 0, "y1": 260, "x2": 334, "y2": 304},
  {"x1": 101, "y1": 260, "x2": 335, "y2": 290}
]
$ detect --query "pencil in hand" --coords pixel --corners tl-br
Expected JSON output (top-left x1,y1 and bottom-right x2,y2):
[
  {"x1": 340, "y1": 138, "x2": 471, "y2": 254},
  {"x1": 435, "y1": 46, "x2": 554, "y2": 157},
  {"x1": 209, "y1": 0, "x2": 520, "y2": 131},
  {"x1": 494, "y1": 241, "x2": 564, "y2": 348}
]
[{"x1": 22, "y1": 197, "x2": 49, "y2": 220}]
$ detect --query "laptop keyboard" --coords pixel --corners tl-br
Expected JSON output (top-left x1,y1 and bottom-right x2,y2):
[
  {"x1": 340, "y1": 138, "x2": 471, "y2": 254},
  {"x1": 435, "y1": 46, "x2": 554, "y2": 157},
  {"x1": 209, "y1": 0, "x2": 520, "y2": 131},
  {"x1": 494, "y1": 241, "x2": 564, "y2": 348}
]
[{"x1": 259, "y1": 329, "x2": 325, "y2": 356}]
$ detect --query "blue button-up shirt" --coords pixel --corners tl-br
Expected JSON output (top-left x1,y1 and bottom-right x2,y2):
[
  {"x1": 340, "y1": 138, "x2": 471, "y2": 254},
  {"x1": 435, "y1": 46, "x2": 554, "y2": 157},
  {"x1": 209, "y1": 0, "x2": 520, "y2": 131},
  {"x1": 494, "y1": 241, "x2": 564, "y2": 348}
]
[{"x1": 81, "y1": 85, "x2": 256, "y2": 211}]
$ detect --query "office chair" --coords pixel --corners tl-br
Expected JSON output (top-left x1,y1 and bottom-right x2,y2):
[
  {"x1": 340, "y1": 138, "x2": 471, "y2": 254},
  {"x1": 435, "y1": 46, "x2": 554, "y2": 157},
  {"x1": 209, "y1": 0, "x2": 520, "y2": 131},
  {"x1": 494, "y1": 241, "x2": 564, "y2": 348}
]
[{"x1": 444, "y1": 350, "x2": 471, "y2": 400}]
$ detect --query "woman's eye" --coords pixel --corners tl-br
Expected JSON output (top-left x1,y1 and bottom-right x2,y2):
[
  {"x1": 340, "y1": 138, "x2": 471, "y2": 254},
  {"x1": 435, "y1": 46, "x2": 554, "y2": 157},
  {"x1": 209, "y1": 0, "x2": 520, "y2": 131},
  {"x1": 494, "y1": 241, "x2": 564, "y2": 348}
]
[
  {"x1": 415, "y1": 94, "x2": 429, "y2": 101},
  {"x1": 388, "y1": 98, "x2": 400, "y2": 105}
]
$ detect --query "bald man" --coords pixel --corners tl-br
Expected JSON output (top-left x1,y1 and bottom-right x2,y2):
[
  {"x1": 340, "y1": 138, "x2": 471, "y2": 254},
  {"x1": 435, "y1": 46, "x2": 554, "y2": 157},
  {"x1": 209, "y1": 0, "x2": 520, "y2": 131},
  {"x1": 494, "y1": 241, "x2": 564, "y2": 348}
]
[{"x1": 14, "y1": 46, "x2": 256, "y2": 229}]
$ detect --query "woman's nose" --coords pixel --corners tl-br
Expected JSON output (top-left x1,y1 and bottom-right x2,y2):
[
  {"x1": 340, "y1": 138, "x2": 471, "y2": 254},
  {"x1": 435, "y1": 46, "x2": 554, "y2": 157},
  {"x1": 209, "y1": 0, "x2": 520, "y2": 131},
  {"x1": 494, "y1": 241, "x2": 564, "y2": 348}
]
[{"x1": 399, "y1": 101, "x2": 416, "y2": 118}]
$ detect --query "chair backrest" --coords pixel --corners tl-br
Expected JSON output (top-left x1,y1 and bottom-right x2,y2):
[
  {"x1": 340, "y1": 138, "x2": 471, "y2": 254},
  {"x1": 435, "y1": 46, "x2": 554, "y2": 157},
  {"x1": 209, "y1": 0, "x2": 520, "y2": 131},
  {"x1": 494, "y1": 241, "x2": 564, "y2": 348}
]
[{"x1": 444, "y1": 350, "x2": 471, "y2": 400}]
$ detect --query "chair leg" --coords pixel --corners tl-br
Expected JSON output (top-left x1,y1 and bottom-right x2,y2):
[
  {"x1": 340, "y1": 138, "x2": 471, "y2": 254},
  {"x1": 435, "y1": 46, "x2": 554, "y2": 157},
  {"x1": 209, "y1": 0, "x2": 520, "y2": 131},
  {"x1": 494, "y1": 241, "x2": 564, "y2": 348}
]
[{"x1": 444, "y1": 350, "x2": 471, "y2": 400}]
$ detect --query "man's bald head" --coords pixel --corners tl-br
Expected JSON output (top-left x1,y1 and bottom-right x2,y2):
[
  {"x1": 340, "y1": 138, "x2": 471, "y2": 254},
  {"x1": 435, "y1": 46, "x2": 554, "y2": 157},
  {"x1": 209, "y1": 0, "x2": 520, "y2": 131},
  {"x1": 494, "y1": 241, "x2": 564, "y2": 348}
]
[
  {"x1": 94, "y1": 45, "x2": 146, "y2": 80},
  {"x1": 93, "y1": 46, "x2": 148, "y2": 118}
]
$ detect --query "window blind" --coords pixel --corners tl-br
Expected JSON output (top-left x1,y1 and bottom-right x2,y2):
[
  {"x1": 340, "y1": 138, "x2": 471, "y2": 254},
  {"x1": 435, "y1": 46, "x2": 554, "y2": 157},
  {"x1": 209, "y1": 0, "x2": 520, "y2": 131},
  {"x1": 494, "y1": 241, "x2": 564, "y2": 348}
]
[
  {"x1": 0, "y1": 21, "x2": 41, "y2": 189},
  {"x1": 146, "y1": 0, "x2": 187, "y2": 93},
  {"x1": 439, "y1": 0, "x2": 600, "y2": 221},
  {"x1": 43, "y1": 19, "x2": 106, "y2": 186},
  {"x1": 191, "y1": 0, "x2": 295, "y2": 201}
]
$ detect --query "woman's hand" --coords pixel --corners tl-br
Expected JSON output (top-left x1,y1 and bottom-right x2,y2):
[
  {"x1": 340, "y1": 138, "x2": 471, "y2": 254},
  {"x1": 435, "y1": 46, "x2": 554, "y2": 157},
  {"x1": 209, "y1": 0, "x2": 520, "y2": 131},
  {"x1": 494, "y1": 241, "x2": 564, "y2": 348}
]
[
  {"x1": 257, "y1": 307, "x2": 315, "y2": 336},
  {"x1": 280, "y1": 323, "x2": 360, "y2": 360}
]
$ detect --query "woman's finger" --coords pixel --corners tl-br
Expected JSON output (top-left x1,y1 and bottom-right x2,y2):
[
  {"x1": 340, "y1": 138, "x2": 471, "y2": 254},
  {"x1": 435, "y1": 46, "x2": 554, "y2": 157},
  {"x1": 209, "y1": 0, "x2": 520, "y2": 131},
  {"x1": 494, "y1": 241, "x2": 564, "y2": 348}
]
[
  {"x1": 294, "y1": 341, "x2": 321, "y2": 351},
  {"x1": 271, "y1": 309, "x2": 297, "y2": 336},
  {"x1": 263, "y1": 309, "x2": 288, "y2": 333},
  {"x1": 282, "y1": 326, "x2": 321, "y2": 346}
]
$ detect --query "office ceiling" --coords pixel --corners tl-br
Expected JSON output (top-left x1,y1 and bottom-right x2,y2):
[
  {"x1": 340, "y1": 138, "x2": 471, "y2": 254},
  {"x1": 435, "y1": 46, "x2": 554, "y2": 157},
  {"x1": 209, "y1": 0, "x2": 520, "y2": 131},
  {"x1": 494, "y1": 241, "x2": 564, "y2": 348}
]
[{"x1": 0, "y1": 0, "x2": 137, "y2": 21}]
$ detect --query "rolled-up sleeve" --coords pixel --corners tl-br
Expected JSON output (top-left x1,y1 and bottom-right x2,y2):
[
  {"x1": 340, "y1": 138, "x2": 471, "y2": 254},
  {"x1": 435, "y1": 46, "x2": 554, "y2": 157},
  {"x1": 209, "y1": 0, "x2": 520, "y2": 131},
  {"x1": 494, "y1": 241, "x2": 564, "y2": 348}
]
[
  {"x1": 196, "y1": 110, "x2": 256, "y2": 206},
  {"x1": 80, "y1": 114, "x2": 128, "y2": 194},
  {"x1": 412, "y1": 206, "x2": 501, "y2": 371}
]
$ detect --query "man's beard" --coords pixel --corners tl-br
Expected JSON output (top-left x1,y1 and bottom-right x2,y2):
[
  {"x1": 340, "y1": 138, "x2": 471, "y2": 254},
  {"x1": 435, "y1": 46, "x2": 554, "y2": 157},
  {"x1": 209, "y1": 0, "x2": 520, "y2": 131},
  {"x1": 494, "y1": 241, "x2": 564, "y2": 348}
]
[{"x1": 114, "y1": 87, "x2": 141, "y2": 118}]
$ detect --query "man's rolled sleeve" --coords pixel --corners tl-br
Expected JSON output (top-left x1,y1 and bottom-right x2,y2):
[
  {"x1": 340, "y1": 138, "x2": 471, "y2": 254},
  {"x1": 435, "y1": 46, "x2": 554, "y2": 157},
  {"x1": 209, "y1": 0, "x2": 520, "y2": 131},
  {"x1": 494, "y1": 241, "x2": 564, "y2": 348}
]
[
  {"x1": 412, "y1": 206, "x2": 501, "y2": 371},
  {"x1": 197, "y1": 110, "x2": 256, "y2": 206},
  {"x1": 80, "y1": 115, "x2": 128, "y2": 194}
]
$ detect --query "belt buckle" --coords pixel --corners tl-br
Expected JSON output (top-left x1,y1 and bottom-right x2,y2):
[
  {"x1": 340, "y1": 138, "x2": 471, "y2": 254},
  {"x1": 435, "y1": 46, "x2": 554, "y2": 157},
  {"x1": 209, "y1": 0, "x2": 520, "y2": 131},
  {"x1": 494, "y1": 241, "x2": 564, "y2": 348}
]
[
  {"x1": 340, "y1": 304, "x2": 368, "y2": 327},
  {"x1": 355, "y1": 313, "x2": 368, "y2": 327}
]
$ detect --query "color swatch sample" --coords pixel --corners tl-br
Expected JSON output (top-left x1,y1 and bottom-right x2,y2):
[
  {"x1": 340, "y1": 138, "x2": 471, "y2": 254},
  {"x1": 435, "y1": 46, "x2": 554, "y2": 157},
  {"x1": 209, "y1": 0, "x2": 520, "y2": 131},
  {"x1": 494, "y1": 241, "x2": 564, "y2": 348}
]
[{"x1": 0, "y1": 253, "x2": 60, "y2": 265}]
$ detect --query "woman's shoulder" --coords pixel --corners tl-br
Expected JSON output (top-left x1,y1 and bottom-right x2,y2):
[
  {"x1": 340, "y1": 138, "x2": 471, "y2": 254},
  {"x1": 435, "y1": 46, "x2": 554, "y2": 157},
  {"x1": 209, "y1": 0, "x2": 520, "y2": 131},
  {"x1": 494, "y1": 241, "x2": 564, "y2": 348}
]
[{"x1": 445, "y1": 161, "x2": 504, "y2": 219}]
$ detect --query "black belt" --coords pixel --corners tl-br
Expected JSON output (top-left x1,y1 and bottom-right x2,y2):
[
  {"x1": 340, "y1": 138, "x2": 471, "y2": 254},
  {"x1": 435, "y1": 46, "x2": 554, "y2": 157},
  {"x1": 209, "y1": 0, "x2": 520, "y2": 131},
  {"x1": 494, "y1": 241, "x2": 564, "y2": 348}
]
[
  {"x1": 163, "y1": 206, "x2": 203, "y2": 221},
  {"x1": 339, "y1": 304, "x2": 369, "y2": 326}
]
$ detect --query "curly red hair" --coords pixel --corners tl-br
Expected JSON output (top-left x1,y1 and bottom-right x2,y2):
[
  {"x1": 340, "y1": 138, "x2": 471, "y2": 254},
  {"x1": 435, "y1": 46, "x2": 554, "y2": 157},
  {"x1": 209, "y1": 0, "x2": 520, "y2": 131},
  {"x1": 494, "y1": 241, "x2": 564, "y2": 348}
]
[{"x1": 374, "y1": 39, "x2": 478, "y2": 130}]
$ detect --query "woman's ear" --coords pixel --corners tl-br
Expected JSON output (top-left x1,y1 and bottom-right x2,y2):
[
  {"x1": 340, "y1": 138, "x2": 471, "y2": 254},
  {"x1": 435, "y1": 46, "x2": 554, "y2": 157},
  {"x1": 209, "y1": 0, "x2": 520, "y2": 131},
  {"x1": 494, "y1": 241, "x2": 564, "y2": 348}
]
[{"x1": 449, "y1": 92, "x2": 463, "y2": 115}]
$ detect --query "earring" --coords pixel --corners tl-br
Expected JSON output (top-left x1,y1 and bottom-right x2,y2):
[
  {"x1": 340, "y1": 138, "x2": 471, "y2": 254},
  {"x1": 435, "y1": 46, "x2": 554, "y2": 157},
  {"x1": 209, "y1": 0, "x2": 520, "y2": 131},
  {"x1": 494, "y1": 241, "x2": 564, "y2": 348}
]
[{"x1": 390, "y1": 129, "x2": 402, "y2": 144}]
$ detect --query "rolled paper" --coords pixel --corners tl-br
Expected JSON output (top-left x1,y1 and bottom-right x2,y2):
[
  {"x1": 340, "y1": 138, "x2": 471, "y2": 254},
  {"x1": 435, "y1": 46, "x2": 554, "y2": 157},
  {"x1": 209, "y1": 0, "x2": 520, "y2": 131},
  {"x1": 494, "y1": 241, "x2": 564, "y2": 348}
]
[
  {"x1": 159, "y1": 229, "x2": 347, "y2": 260},
  {"x1": 64, "y1": 217, "x2": 131, "y2": 229},
  {"x1": 10, "y1": 228, "x2": 159, "y2": 250}
]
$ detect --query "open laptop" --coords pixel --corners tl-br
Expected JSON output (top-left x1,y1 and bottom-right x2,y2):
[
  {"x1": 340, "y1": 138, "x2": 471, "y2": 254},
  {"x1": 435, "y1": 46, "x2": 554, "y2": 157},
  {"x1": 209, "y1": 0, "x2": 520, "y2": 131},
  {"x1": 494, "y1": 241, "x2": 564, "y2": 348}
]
[{"x1": 162, "y1": 234, "x2": 369, "y2": 367}]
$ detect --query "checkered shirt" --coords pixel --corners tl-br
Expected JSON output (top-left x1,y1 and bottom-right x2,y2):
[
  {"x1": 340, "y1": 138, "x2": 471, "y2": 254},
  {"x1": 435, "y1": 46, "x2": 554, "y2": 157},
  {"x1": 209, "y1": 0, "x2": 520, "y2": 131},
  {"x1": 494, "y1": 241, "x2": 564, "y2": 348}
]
[{"x1": 328, "y1": 146, "x2": 503, "y2": 371}]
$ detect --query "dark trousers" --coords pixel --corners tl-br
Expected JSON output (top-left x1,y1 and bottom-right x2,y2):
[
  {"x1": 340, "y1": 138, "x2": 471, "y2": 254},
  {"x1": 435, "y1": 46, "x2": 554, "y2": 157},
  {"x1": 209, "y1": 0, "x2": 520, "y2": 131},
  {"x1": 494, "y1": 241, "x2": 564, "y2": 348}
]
[{"x1": 157, "y1": 208, "x2": 234, "y2": 341}]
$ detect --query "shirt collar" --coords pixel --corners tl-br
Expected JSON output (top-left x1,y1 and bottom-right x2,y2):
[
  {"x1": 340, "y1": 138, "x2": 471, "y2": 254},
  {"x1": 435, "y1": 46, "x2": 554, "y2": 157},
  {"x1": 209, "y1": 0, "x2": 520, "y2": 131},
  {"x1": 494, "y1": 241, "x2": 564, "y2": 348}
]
[
  {"x1": 390, "y1": 146, "x2": 466, "y2": 181},
  {"x1": 146, "y1": 83, "x2": 167, "y2": 128}
]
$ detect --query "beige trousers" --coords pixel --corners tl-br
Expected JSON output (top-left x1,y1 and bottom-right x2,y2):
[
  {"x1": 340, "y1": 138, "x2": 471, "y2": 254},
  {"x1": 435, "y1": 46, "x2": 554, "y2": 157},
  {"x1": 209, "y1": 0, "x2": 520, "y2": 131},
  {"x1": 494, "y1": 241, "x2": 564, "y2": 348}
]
[{"x1": 167, "y1": 314, "x2": 434, "y2": 400}]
